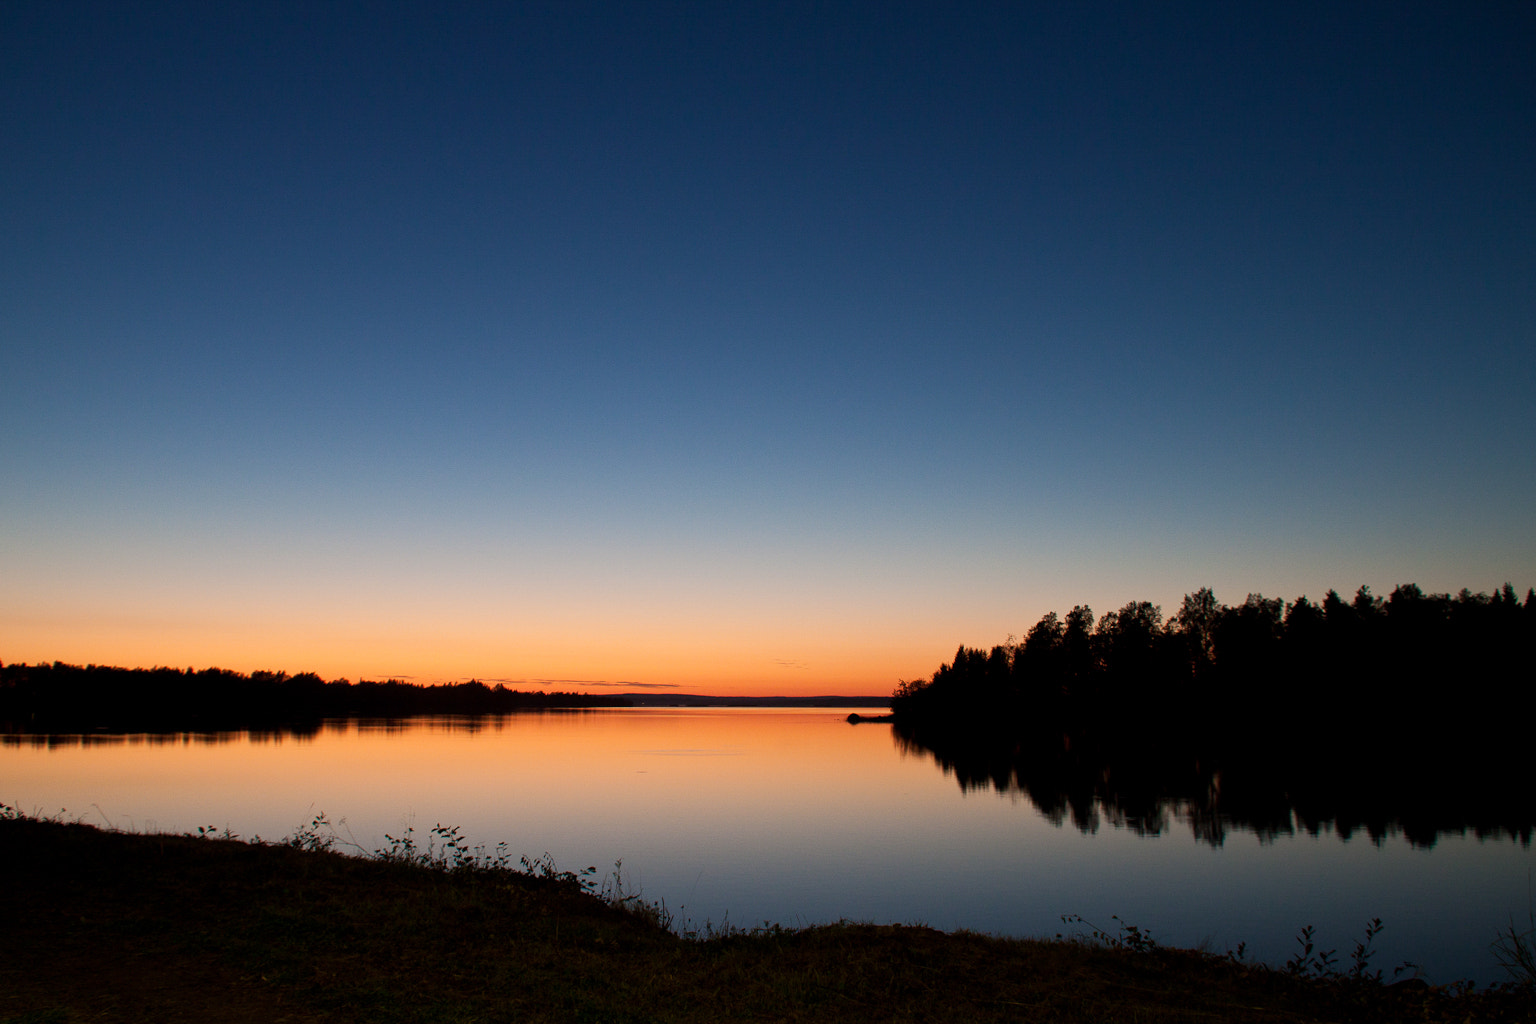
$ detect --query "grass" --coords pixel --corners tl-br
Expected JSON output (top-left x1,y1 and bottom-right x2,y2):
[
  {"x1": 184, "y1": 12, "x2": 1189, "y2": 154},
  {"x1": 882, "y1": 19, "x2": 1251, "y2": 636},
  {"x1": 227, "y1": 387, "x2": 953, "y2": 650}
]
[
  {"x1": 1, "y1": 807, "x2": 1532, "y2": 1024},
  {"x1": 1492, "y1": 899, "x2": 1536, "y2": 987}
]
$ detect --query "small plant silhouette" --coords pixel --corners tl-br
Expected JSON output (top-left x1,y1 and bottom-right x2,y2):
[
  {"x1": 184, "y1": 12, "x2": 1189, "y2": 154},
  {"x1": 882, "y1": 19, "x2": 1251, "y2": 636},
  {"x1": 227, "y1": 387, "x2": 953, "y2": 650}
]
[
  {"x1": 599, "y1": 859, "x2": 674, "y2": 930},
  {"x1": 1492, "y1": 908, "x2": 1536, "y2": 986},
  {"x1": 1285, "y1": 920, "x2": 1394, "y2": 981},
  {"x1": 1059, "y1": 914, "x2": 1159, "y2": 953},
  {"x1": 192, "y1": 824, "x2": 238, "y2": 840},
  {"x1": 1286, "y1": 924, "x2": 1338, "y2": 977},
  {"x1": 1349, "y1": 917, "x2": 1384, "y2": 981},
  {"x1": 286, "y1": 811, "x2": 339, "y2": 853}
]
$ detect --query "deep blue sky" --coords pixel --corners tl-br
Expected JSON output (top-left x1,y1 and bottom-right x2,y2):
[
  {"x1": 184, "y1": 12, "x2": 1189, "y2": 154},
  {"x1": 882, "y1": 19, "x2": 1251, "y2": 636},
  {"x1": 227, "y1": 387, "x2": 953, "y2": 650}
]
[{"x1": 4, "y1": 2, "x2": 1533, "y2": 690}]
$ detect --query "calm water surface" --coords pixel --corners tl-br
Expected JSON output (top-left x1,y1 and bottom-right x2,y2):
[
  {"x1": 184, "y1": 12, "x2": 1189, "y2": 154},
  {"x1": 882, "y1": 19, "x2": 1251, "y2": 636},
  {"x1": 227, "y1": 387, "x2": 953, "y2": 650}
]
[{"x1": 5, "y1": 708, "x2": 1530, "y2": 984}]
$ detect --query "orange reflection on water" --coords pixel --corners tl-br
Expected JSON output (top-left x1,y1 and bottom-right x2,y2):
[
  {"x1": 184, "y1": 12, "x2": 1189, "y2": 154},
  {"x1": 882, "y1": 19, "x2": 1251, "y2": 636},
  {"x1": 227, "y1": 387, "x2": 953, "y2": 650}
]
[{"x1": 2, "y1": 710, "x2": 933, "y2": 850}]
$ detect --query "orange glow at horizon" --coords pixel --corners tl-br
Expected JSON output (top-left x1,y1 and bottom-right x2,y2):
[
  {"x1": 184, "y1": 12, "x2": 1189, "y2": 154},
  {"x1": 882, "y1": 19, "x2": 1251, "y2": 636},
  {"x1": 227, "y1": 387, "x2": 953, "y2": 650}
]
[
  {"x1": 1, "y1": 607, "x2": 949, "y2": 697},
  {"x1": 1, "y1": 522, "x2": 1037, "y2": 697}
]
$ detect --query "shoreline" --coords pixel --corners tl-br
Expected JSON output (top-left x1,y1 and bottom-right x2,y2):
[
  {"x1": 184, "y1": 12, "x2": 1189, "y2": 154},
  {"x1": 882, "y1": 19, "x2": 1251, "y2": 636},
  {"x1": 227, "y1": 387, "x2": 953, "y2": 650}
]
[{"x1": 2, "y1": 810, "x2": 1529, "y2": 1023}]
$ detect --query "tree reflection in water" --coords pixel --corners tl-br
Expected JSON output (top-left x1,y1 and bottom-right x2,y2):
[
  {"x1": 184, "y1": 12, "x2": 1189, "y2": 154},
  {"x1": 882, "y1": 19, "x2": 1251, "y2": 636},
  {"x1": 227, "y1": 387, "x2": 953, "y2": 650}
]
[{"x1": 892, "y1": 719, "x2": 1533, "y2": 849}]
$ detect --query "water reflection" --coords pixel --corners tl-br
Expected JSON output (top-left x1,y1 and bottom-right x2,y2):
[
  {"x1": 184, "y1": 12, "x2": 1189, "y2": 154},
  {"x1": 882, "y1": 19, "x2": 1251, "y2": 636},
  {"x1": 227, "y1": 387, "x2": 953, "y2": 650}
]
[
  {"x1": 892, "y1": 720, "x2": 1535, "y2": 849},
  {"x1": 4, "y1": 707, "x2": 1533, "y2": 984},
  {"x1": 1, "y1": 730, "x2": 278, "y2": 749},
  {"x1": 0, "y1": 710, "x2": 606, "y2": 748},
  {"x1": 11, "y1": 709, "x2": 1533, "y2": 851}
]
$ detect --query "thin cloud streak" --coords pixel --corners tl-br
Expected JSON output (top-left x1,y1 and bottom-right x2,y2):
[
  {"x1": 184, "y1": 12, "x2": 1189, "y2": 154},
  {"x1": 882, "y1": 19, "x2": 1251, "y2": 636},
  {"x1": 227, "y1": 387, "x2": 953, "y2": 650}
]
[{"x1": 585, "y1": 681, "x2": 678, "y2": 690}]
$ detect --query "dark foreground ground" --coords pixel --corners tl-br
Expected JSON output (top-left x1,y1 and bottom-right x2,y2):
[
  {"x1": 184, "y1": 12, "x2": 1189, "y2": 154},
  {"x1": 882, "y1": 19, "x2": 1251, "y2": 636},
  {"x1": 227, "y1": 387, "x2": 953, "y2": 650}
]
[{"x1": 1, "y1": 814, "x2": 1530, "y2": 1024}]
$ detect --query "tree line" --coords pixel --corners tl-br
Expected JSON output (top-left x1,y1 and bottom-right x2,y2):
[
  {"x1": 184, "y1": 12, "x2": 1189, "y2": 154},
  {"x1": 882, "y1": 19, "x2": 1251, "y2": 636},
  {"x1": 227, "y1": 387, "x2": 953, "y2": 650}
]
[
  {"x1": 889, "y1": 583, "x2": 1535, "y2": 846},
  {"x1": 0, "y1": 663, "x2": 630, "y2": 733}
]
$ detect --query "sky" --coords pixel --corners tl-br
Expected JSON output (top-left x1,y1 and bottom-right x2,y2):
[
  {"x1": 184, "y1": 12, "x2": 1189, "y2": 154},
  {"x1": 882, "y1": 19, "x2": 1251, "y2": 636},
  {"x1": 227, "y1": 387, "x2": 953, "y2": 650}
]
[{"x1": 3, "y1": 2, "x2": 1533, "y2": 695}]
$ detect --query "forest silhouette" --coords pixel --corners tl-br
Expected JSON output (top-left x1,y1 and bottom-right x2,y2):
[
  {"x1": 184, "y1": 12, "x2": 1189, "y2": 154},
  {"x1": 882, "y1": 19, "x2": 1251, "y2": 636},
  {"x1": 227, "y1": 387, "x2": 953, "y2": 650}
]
[
  {"x1": 0, "y1": 663, "x2": 628, "y2": 734},
  {"x1": 890, "y1": 584, "x2": 1536, "y2": 848}
]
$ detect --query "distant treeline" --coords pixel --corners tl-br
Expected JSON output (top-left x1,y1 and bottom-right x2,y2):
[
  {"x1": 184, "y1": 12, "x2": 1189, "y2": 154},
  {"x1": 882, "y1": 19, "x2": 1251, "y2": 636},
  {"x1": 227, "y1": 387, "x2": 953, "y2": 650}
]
[
  {"x1": 890, "y1": 584, "x2": 1536, "y2": 847},
  {"x1": 0, "y1": 663, "x2": 630, "y2": 733}
]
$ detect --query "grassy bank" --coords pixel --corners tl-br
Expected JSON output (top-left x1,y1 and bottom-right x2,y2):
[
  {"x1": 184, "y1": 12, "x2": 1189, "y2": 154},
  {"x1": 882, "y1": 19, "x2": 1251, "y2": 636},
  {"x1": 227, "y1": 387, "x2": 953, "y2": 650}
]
[{"x1": 1, "y1": 812, "x2": 1530, "y2": 1024}]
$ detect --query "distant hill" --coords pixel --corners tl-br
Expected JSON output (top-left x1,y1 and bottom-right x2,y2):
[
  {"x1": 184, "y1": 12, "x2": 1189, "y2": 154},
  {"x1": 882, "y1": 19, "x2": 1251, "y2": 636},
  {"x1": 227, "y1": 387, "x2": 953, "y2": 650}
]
[
  {"x1": 0, "y1": 661, "x2": 892, "y2": 733},
  {"x1": 0, "y1": 663, "x2": 629, "y2": 733}
]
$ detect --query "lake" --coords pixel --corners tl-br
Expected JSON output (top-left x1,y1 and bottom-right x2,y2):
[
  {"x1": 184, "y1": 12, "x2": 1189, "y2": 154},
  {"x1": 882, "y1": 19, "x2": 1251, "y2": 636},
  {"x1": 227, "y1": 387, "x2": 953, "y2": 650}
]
[{"x1": 4, "y1": 707, "x2": 1531, "y2": 985}]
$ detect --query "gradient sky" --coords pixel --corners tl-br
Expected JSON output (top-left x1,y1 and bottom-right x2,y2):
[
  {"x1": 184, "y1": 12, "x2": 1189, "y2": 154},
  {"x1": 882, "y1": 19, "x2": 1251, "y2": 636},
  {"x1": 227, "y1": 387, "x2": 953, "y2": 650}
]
[{"x1": 4, "y1": 2, "x2": 1533, "y2": 694}]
